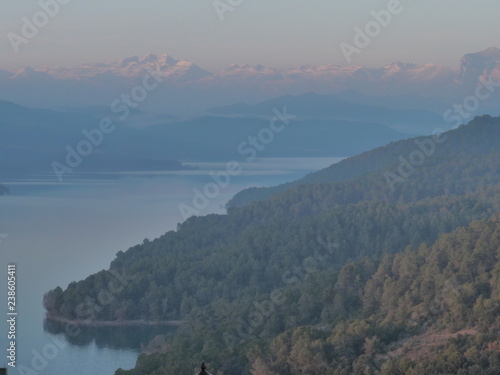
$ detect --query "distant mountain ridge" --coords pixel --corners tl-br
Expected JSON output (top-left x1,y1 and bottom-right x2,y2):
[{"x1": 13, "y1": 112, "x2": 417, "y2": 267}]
[
  {"x1": 0, "y1": 99, "x2": 414, "y2": 177},
  {"x1": 0, "y1": 100, "x2": 186, "y2": 176},
  {"x1": 3, "y1": 49, "x2": 491, "y2": 87},
  {"x1": 208, "y1": 92, "x2": 443, "y2": 134},
  {"x1": 6, "y1": 50, "x2": 475, "y2": 84},
  {"x1": 1, "y1": 48, "x2": 500, "y2": 115},
  {"x1": 38, "y1": 53, "x2": 211, "y2": 82}
]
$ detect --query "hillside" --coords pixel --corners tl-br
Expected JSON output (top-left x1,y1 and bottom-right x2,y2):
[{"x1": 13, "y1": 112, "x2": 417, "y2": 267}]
[
  {"x1": 227, "y1": 115, "x2": 500, "y2": 208},
  {"x1": 43, "y1": 116, "x2": 500, "y2": 375},
  {"x1": 242, "y1": 214, "x2": 500, "y2": 375},
  {"x1": 118, "y1": 214, "x2": 500, "y2": 375}
]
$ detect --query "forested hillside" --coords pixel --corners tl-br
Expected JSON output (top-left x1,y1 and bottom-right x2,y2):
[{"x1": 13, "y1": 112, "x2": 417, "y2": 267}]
[
  {"x1": 43, "y1": 116, "x2": 500, "y2": 375},
  {"x1": 242, "y1": 214, "x2": 500, "y2": 375},
  {"x1": 117, "y1": 214, "x2": 500, "y2": 375},
  {"x1": 228, "y1": 115, "x2": 499, "y2": 208}
]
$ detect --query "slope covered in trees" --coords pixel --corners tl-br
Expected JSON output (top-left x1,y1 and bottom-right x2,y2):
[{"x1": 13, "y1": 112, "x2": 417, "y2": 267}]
[
  {"x1": 227, "y1": 115, "x2": 500, "y2": 208},
  {"x1": 245, "y1": 213, "x2": 500, "y2": 375},
  {"x1": 43, "y1": 116, "x2": 500, "y2": 375},
  {"x1": 118, "y1": 214, "x2": 500, "y2": 375}
]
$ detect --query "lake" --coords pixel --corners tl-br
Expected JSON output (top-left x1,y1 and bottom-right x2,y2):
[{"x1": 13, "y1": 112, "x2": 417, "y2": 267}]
[{"x1": 0, "y1": 157, "x2": 342, "y2": 375}]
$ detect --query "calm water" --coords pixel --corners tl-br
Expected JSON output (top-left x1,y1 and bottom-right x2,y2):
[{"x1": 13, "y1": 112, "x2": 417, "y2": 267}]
[{"x1": 0, "y1": 157, "x2": 342, "y2": 375}]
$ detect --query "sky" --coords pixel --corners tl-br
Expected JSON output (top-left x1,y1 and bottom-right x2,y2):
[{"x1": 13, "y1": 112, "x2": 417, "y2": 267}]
[{"x1": 1, "y1": 0, "x2": 499, "y2": 72}]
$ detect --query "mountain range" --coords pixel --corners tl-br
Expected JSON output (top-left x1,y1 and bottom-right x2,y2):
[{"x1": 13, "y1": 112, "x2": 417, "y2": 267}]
[
  {"x1": 1, "y1": 48, "x2": 500, "y2": 116},
  {"x1": 0, "y1": 98, "x2": 415, "y2": 177}
]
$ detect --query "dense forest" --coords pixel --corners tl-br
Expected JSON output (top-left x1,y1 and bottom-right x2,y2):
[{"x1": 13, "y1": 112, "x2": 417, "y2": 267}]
[
  {"x1": 116, "y1": 215, "x2": 500, "y2": 375},
  {"x1": 44, "y1": 115, "x2": 500, "y2": 375}
]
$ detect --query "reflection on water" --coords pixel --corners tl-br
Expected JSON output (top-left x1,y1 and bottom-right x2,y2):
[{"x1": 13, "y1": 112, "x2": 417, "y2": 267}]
[{"x1": 44, "y1": 319, "x2": 178, "y2": 351}]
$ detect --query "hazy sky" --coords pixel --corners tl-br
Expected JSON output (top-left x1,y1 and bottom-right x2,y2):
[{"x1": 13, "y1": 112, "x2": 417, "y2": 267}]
[{"x1": 1, "y1": 0, "x2": 499, "y2": 72}]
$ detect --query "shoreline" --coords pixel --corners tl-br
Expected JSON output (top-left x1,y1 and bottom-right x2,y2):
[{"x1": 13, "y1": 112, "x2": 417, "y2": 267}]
[{"x1": 45, "y1": 315, "x2": 182, "y2": 327}]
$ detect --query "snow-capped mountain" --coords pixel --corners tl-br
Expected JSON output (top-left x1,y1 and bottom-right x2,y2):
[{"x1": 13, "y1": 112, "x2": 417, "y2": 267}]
[
  {"x1": 5, "y1": 48, "x2": 499, "y2": 87},
  {"x1": 38, "y1": 53, "x2": 212, "y2": 82},
  {"x1": 215, "y1": 62, "x2": 454, "y2": 83}
]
